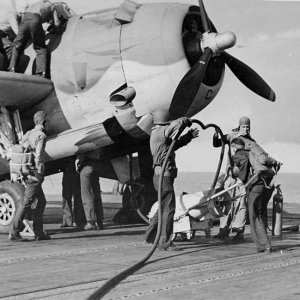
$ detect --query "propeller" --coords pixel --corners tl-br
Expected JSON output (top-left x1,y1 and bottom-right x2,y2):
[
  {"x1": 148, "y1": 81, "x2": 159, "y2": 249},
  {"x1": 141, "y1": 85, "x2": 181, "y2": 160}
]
[
  {"x1": 221, "y1": 52, "x2": 276, "y2": 102},
  {"x1": 169, "y1": 0, "x2": 276, "y2": 119},
  {"x1": 169, "y1": 0, "x2": 212, "y2": 119}
]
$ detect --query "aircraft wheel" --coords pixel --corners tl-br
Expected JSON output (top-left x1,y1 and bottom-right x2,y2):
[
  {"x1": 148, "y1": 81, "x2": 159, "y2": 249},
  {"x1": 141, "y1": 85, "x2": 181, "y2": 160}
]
[{"x1": 0, "y1": 181, "x2": 24, "y2": 234}]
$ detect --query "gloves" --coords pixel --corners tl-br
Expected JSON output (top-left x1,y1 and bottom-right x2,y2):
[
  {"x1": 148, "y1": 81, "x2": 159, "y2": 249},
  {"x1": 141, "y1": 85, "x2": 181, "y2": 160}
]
[
  {"x1": 180, "y1": 117, "x2": 192, "y2": 128},
  {"x1": 274, "y1": 161, "x2": 282, "y2": 173},
  {"x1": 37, "y1": 163, "x2": 45, "y2": 175},
  {"x1": 75, "y1": 158, "x2": 82, "y2": 173},
  {"x1": 188, "y1": 128, "x2": 199, "y2": 139}
]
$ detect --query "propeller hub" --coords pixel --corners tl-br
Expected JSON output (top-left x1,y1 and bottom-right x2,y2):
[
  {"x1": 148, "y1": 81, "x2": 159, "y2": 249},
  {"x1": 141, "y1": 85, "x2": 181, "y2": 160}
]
[{"x1": 201, "y1": 31, "x2": 236, "y2": 54}]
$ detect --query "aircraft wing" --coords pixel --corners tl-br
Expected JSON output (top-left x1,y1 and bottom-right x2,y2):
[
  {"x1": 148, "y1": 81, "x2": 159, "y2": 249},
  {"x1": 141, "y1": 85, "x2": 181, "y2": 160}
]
[{"x1": 0, "y1": 71, "x2": 54, "y2": 111}]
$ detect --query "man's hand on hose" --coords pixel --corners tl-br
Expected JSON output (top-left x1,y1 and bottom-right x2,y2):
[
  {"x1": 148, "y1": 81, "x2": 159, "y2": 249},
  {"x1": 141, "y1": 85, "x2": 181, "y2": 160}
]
[
  {"x1": 188, "y1": 128, "x2": 199, "y2": 139},
  {"x1": 180, "y1": 117, "x2": 193, "y2": 128}
]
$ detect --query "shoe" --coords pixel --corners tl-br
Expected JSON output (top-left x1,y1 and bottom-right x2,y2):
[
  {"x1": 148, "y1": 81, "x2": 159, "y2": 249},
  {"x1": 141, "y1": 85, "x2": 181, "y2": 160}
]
[
  {"x1": 232, "y1": 233, "x2": 244, "y2": 241},
  {"x1": 257, "y1": 246, "x2": 273, "y2": 253},
  {"x1": 214, "y1": 228, "x2": 230, "y2": 239},
  {"x1": 214, "y1": 233, "x2": 229, "y2": 240},
  {"x1": 158, "y1": 244, "x2": 182, "y2": 251},
  {"x1": 97, "y1": 221, "x2": 104, "y2": 230},
  {"x1": 8, "y1": 233, "x2": 24, "y2": 242},
  {"x1": 36, "y1": 72, "x2": 46, "y2": 78},
  {"x1": 84, "y1": 222, "x2": 98, "y2": 231},
  {"x1": 265, "y1": 247, "x2": 273, "y2": 253},
  {"x1": 35, "y1": 234, "x2": 51, "y2": 241},
  {"x1": 75, "y1": 224, "x2": 85, "y2": 231},
  {"x1": 60, "y1": 224, "x2": 73, "y2": 228},
  {"x1": 8, "y1": 67, "x2": 15, "y2": 73}
]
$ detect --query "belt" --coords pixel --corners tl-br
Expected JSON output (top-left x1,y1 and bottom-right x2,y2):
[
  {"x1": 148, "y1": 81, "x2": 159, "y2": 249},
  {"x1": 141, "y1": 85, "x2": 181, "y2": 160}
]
[
  {"x1": 23, "y1": 12, "x2": 42, "y2": 19},
  {"x1": 154, "y1": 166, "x2": 177, "y2": 178}
]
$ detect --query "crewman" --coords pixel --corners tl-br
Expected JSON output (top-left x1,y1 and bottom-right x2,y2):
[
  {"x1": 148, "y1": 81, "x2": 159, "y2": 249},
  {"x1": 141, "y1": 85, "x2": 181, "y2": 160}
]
[
  {"x1": 144, "y1": 111, "x2": 199, "y2": 251},
  {"x1": 213, "y1": 116, "x2": 256, "y2": 240},
  {"x1": 9, "y1": 111, "x2": 50, "y2": 241},
  {"x1": 0, "y1": 10, "x2": 21, "y2": 70},
  {"x1": 60, "y1": 156, "x2": 86, "y2": 229},
  {"x1": 9, "y1": 0, "x2": 61, "y2": 77},
  {"x1": 231, "y1": 137, "x2": 282, "y2": 253},
  {"x1": 75, "y1": 149, "x2": 104, "y2": 231}
]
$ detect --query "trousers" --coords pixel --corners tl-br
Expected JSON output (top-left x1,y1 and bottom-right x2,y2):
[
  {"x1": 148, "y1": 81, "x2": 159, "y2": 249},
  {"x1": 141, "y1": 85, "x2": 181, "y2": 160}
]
[
  {"x1": 144, "y1": 175, "x2": 175, "y2": 248},
  {"x1": 10, "y1": 13, "x2": 47, "y2": 74},
  {"x1": 12, "y1": 177, "x2": 46, "y2": 237},
  {"x1": 80, "y1": 159, "x2": 103, "y2": 225},
  {"x1": 62, "y1": 169, "x2": 86, "y2": 226},
  {"x1": 248, "y1": 180, "x2": 273, "y2": 251},
  {"x1": 219, "y1": 178, "x2": 247, "y2": 232}
]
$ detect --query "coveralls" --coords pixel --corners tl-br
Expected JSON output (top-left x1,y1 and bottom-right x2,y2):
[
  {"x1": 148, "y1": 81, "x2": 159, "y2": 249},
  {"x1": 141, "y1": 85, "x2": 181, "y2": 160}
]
[
  {"x1": 61, "y1": 157, "x2": 86, "y2": 228},
  {"x1": 144, "y1": 118, "x2": 195, "y2": 249},
  {"x1": 213, "y1": 130, "x2": 257, "y2": 237},
  {"x1": 233, "y1": 147, "x2": 278, "y2": 252},
  {"x1": 77, "y1": 149, "x2": 104, "y2": 229},
  {"x1": 9, "y1": 0, "x2": 60, "y2": 75},
  {"x1": 11, "y1": 124, "x2": 48, "y2": 238},
  {"x1": 0, "y1": 11, "x2": 20, "y2": 70}
]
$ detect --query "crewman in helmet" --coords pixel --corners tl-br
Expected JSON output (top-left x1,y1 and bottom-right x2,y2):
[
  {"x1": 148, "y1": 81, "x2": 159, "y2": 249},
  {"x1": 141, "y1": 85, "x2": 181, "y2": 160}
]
[
  {"x1": 212, "y1": 116, "x2": 257, "y2": 240},
  {"x1": 231, "y1": 137, "x2": 282, "y2": 253},
  {"x1": 144, "y1": 110, "x2": 199, "y2": 251},
  {"x1": 9, "y1": 111, "x2": 50, "y2": 241}
]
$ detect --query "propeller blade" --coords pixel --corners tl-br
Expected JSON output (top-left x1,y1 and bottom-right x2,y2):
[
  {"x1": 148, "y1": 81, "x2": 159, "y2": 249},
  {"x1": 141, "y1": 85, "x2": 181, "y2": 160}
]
[
  {"x1": 198, "y1": 0, "x2": 210, "y2": 32},
  {"x1": 222, "y1": 51, "x2": 276, "y2": 102},
  {"x1": 169, "y1": 48, "x2": 212, "y2": 119}
]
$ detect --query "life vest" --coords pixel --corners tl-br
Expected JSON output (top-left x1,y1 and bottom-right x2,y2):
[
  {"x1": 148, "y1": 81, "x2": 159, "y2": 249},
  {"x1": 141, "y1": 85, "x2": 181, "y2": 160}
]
[{"x1": 10, "y1": 130, "x2": 35, "y2": 178}]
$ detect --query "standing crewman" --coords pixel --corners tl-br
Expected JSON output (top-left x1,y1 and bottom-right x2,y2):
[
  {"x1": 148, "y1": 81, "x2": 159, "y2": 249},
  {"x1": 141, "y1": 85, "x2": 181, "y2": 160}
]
[
  {"x1": 144, "y1": 111, "x2": 199, "y2": 251},
  {"x1": 213, "y1": 116, "x2": 256, "y2": 240},
  {"x1": 9, "y1": 111, "x2": 50, "y2": 241},
  {"x1": 231, "y1": 137, "x2": 281, "y2": 253},
  {"x1": 75, "y1": 149, "x2": 104, "y2": 231},
  {"x1": 60, "y1": 156, "x2": 86, "y2": 230},
  {"x1": 9, "y1": 0, "x2": 61, "y2": 77}
]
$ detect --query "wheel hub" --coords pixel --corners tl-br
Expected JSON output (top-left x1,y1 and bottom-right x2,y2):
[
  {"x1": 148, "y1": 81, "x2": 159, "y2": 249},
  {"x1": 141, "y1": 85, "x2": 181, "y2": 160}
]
[{"x1": 0, "y1": 193, "x2": 16, "y2": 226}]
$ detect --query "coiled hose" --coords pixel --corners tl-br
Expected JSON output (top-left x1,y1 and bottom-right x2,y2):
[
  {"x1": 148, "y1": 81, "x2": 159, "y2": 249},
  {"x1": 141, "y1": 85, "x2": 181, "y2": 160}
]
[{"x1": 87, "y1": 119, "x2": 226, "y2": 300}]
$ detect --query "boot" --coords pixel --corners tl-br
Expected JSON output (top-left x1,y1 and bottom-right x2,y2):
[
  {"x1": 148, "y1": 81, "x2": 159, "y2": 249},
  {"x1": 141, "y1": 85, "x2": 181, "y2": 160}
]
[
  {"x1": 232, "y1": 228, "x2": 244, "y2": 240},
  {"x1": 214, "y1": 228, "x2": 230, "y2": 239}
]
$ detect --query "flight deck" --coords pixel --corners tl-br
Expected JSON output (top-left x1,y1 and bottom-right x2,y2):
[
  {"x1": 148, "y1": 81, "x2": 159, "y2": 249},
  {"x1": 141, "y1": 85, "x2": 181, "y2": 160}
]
[{"x1": 0, "y1": 193, "x2": 299, "y2": 300}]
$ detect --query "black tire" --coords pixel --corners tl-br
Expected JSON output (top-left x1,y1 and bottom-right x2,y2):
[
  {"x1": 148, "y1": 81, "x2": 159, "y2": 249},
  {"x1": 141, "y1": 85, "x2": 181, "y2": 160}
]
[{"x1": 0, "y1": 181, "x2": 24, "y2": 234}]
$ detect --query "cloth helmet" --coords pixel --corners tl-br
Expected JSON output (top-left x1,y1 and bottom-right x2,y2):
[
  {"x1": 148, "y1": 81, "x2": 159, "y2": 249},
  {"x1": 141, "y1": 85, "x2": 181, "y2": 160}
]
[
  {"x1": 239, "y1": 116, "x2": 250, "y2": 126},
  {"x1": 34, "y1": 111, "x2": 47, "y2": 125}
]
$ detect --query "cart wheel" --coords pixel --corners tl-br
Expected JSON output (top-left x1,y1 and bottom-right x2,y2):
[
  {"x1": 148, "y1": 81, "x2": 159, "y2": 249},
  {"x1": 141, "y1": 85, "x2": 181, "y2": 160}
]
[
  {"x1": 180, "y1": 231, "x2": 195, "y2": 240},
  {"x1": 205, "y1": 229, "x2": 211, "y2": 238}
]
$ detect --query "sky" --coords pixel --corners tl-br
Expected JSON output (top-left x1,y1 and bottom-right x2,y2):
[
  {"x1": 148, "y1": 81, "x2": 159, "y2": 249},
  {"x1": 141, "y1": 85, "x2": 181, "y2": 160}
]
[{"x1": 1, "y1": 0, "x2": 299, "y2": 173}]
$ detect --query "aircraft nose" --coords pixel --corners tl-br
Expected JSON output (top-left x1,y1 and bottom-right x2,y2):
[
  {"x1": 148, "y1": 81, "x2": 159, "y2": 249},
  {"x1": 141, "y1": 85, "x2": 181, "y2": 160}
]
[{"x1": 215, "y1": 31, "x2": 236, "y2": 51}]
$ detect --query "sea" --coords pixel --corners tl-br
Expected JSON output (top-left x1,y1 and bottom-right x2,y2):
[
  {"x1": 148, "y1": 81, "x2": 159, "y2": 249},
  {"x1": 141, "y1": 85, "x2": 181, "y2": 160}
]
[
  {"x1": 44, "y1": 172, "x2": 300, "y2": 204},
  {"x1": 174, "y1": 172, "x2": 300, "y2": 204}
]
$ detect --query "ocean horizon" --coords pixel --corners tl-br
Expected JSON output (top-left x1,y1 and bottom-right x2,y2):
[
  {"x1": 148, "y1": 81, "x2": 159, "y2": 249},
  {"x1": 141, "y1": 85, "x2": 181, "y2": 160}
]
[
  {"x1": 174, "y1": 171, "x2": 300, "y2": 204},
  {"x1": 44, "y1": 171, "x2": 300, "y2": 204}
]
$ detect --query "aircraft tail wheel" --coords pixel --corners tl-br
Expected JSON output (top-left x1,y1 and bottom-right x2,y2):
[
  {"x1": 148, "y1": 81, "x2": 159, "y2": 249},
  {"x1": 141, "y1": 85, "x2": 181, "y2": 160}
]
[{"x1": 0, "y1": 181, "x2": 24, "y2": 234}]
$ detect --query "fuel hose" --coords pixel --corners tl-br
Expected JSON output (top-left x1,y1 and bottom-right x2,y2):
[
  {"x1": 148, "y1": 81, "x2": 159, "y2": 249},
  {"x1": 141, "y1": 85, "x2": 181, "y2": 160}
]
[{"x1": 87, "y1": 119, "x2": 226, "y2": 300}]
